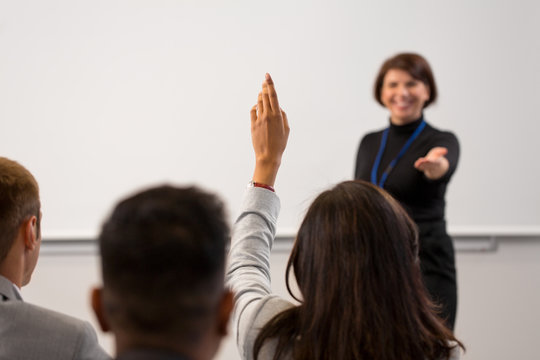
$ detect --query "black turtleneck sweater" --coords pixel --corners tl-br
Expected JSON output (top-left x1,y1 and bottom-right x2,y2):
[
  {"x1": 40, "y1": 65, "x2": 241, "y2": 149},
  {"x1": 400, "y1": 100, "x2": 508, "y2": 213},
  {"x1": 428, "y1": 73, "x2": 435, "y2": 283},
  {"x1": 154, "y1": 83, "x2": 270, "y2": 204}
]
[{"x1": 354, "y1": 116, "x2": 459, "y2": 223}]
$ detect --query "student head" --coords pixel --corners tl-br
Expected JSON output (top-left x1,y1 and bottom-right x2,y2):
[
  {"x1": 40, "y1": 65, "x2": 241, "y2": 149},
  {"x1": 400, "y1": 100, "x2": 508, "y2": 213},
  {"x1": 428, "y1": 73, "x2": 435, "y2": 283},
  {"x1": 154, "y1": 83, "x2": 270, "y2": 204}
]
[
  {"x1": 290, "y1": 180, "x2": 420, "y2": 310},
  {"x1": 0, "y1": 157, "x2": 41, "y2": 287},
  {"x1": 255, "y1": 180, "x2": 458, "y2": 360},
  {"x1": 92, "y1": 185, "x2": 233, "y2": 360},
  {"x1": 373, "y1": 53, "x2": 437, "y2": 125}
]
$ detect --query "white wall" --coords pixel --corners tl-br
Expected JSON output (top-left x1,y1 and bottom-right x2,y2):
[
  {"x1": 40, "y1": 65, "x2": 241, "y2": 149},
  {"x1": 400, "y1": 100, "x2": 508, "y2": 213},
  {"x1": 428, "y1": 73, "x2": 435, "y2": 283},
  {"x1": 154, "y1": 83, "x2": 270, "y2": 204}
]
[
  {"x1": 23, "y1": 237, "x2": 540, "y2": 360},
  {"x1": 455, "y1": 238, "x2": 540, "y2": 359},
  {"x1": 1, "y1": 0, "x2": 539, "y2": 237},
  {"x1": 3, "y1": 1, "x2": 539, "y2": 358}
]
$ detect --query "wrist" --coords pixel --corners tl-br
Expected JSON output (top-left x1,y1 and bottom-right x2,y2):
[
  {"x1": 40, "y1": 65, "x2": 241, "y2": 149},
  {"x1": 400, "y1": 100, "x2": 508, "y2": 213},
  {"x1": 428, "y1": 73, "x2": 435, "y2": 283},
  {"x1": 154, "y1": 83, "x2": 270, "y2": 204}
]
[
  {"x1": 248, "y1": 180, "x2": 275, "y2": 192},
  {"x1": 253, "y1": 162, "x2": 280, "y2": 187}
]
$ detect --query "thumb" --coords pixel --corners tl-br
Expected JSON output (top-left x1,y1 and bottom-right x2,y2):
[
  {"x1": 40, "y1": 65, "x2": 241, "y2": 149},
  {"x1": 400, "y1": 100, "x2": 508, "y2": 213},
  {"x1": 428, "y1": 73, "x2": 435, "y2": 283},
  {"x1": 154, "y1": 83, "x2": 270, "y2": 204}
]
[{"x1": 431, "y1": 147, "x2": 448, "y2": 157}]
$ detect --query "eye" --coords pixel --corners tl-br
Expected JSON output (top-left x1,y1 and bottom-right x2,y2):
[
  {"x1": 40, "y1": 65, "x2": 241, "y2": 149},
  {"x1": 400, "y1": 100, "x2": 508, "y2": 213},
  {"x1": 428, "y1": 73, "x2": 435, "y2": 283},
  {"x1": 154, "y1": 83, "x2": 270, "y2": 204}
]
[
  {"x1": 406, "y1": 81, "x2": 418, "y2": 87},
  {"x1": 385, "y1": 82, "x2": 398, "y2": 88}
]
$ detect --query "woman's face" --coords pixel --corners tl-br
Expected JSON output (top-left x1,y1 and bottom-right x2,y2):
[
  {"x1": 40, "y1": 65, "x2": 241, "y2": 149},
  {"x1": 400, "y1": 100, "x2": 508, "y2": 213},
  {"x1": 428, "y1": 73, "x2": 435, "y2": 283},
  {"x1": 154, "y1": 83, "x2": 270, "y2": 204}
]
[{"x1": 381, "y1": 69, "x2": 430, "y2": 125}]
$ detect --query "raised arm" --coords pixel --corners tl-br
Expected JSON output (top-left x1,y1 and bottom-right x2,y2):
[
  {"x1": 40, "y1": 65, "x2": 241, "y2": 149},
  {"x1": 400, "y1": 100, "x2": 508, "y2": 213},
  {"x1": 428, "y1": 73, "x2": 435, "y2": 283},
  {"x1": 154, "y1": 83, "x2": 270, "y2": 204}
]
[{"x1": 226, "y1": 74, "x2": 291, "y2": 359}]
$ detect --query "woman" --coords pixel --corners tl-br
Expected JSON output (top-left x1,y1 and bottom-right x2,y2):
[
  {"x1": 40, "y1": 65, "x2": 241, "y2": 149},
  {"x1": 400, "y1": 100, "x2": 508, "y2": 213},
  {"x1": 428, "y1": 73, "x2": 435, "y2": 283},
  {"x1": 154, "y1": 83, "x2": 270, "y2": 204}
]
[
  {"x1": 354, "y1": 53, "x2": 460, "y2": 330},
  {"x1": 227, "y1": 73, "x2": 462, "y2": 360}
]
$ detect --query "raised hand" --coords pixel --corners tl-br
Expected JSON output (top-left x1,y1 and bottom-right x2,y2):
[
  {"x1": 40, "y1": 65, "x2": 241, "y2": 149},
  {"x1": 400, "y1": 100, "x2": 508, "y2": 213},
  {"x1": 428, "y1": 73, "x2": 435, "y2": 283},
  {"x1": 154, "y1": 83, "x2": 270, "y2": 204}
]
[
  {"x1": 250, "y1": 73, "x2": 289, "y2": 187},
  {"x1": 414, "y1": 146, "x2": 449, "y2": 180}
]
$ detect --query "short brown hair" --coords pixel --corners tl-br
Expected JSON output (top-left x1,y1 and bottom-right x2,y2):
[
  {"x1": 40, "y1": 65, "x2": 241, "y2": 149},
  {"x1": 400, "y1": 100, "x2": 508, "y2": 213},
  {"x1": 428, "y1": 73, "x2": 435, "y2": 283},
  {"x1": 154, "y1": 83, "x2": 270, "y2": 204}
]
[
  {"x1": 0, "y1": 157, "x2": 40, "y2": 263},
  {"x1": 374, "y1": 53, "x2": 438, "y2": 108}
]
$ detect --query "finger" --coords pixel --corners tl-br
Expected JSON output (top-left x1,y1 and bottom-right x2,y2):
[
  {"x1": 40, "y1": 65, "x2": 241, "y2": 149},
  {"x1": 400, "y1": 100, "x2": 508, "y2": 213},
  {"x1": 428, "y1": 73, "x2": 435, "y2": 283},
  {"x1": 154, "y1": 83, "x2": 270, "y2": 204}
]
[
  {"x1": 429, "y1": 147, "x2": 448, "y2": 158},
  {"x1": 262, "y1": 81, "x2": 271, "y2": 114},
  {"x1": 258, "y1": 92, "x2": 263, "y2": 115},
  {"x1": 265, "y1": 73, "x2": 280, "y2": 112},
  {"x1": 414, "y1": 157, "x2": 426, "y2": 169},
  {"x1": 415, "y1": 162, "x2": 429, "y2": 172},
  {"x1": 281, "y1": 109, "x2": 289, "y2": 132},
  {"x1": 250, "y1": 105, "x2": 257, "y2": 124},
  {"x1": 435, "y1": 147, "x2": 448, "y2": 157}
]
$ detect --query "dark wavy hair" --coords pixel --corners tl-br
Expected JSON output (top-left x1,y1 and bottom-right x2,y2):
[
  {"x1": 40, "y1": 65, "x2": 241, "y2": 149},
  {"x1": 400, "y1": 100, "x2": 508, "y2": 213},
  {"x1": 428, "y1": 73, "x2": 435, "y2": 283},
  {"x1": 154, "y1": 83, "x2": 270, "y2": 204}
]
[
  {"x1": 374, "y1": 52, "x2": 438, "y2": 108},
  {"x1": 254, "y1": 180, "x2": 462, "y2": 360}
]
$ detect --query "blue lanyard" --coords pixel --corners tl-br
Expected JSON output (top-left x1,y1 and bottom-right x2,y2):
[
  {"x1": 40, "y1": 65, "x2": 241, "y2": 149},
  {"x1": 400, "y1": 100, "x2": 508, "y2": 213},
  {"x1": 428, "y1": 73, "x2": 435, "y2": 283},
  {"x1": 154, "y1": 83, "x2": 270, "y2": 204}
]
[{"x1": 371, "y1": 120, "x2": 426, "y2": 188}]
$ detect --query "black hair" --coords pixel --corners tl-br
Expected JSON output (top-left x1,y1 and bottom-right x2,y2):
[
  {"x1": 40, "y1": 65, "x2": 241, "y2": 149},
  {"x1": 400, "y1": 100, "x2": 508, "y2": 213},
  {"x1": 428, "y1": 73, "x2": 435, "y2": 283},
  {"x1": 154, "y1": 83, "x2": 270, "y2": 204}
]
[{"x1": 98, "y1": 185, "x2": 229, "y2": 343}]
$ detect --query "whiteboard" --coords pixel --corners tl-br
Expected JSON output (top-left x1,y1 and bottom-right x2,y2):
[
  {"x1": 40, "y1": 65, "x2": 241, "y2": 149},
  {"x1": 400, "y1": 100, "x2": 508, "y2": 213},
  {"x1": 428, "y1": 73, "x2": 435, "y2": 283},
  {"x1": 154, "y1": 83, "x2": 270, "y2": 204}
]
[{"x1": 1, "y1": 0, "x2": 539, "y2": 239}]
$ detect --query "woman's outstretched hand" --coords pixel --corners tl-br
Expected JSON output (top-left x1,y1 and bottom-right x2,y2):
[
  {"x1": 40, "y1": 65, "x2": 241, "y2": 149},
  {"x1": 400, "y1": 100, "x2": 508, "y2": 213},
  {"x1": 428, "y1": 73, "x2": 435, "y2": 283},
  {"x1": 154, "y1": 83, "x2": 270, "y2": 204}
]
[
  {"x1": 251, "y1": 73, "x2": 289, "y2": 187},
  {"x1": 414, "y1": 146, "x2": 450, "y2": 180}
]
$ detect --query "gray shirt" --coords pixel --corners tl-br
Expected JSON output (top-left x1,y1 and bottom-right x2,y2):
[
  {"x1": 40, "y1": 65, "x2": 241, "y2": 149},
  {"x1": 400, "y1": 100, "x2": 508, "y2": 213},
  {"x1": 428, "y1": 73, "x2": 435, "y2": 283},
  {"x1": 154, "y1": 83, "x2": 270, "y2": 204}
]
[
  {"x1": 226, "y1": 187, "x2": 460, "y2": 360},
  {"x1": 227, "y1": 187, "x2": 293, "y2": 360}
]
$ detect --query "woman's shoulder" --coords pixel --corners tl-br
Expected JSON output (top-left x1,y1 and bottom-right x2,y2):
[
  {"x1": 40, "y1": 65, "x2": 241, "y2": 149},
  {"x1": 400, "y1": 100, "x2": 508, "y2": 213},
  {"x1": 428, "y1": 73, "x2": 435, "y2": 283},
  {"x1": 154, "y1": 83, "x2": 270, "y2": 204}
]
[
  {"x1": 364, "y1": 127, "x2": 386, "y2": 138},
  {"x1": 424, "y1": 122, "x2": 459, "y2": 141},
  {"x1": 422, "y1": 122, "x2": 459, "y2": 152},
  {"x1": 239, "y1": 295, "x2": 295, "y2": 360},
  {"x1": 359, "y1": 128, "x2": 386, "y2": 149},
  {"x1": 252, "y1": 296, "x2": 296, "y2": 328},
  {"x1": 447, "y1": 340, "x2": 462, "y2": 360},
  {"x1": 434, "y1": 340, "x2": 461, "y2": 360}
]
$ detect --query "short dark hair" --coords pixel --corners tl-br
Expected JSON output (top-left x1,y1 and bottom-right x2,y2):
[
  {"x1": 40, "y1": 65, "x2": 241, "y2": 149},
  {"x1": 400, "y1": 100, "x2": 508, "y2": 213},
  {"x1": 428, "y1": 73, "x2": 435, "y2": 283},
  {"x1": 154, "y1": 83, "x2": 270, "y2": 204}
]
[
  {"x1": 98, "y1": 185, "x2": 229, "y2": 344},
  {"x1": 374, "y1": 53, "x2": 438, "y2": 108},
  {"x1": 0, "y1": 157, "x2": 40, "y2": 263}
]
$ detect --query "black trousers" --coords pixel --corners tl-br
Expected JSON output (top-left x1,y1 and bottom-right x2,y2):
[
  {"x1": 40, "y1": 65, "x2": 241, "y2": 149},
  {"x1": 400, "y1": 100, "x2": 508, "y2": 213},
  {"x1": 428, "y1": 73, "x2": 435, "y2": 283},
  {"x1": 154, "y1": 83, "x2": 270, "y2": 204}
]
[{"x1": 417, "y1": 220, "x2": 457, "y2": 330}]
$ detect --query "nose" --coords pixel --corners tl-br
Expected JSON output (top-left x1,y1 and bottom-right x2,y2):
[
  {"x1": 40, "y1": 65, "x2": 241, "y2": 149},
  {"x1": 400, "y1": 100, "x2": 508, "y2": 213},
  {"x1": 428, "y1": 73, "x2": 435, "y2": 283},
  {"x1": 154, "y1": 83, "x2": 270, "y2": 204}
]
[{"x1": 398, "y1": 85, "x2": 409, "y2": 96}]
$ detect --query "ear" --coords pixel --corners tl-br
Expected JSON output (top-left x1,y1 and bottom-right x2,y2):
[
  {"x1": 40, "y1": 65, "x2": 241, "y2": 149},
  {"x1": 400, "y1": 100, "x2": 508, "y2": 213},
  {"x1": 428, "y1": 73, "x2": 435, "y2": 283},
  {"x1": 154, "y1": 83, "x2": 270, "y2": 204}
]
[
  {"x1": 23, "y1": 216, "x2": 39, "y2": 250},
  {"x1": 217, "y1": 290, "x2": 234, "y2": 336},
  {"x1": 91, "y1": 287, "x2": 111, "y2": 332}
]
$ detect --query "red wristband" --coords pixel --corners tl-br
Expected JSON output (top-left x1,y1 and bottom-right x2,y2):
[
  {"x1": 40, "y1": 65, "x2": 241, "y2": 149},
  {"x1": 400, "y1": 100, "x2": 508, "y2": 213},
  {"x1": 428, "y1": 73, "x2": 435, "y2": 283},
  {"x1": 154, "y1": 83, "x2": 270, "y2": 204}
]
[{"x1": 249, "y1": 181, "x2": 275, "y2": 192}]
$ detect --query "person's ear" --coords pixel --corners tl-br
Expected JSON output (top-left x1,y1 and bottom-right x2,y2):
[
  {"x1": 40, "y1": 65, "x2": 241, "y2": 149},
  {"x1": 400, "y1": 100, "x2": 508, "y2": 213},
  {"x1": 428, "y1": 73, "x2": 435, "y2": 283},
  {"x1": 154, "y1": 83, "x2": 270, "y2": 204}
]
[
  {"x1": 217, "y1": 290, "x2": 234, "y2": 336},
  {"x1": 23, "y1": 216, "x2": 39, "y2": 250},
  {"x1": 91, "y1": 287, "x2": 111, "y2": 332}
]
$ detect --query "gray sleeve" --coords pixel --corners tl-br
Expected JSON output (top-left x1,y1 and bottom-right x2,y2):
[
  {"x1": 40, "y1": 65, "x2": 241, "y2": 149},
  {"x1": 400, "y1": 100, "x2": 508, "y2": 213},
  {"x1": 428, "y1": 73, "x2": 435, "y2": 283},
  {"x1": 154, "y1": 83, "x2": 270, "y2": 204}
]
[
  {"x1": 447, "y1": 342, "x2": 461, "y2": 360},
  {"x1": 75, "y1": 321, "x2": 111, "y2": 360},
  {"x1": 225, "y1": 187, "x2": 281, "y2": 359}
]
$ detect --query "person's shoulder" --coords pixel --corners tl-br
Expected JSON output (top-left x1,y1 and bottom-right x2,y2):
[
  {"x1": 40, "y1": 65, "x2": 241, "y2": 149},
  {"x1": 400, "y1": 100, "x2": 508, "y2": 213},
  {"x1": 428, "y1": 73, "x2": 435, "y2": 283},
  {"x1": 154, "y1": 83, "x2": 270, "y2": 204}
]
[
  {"x1": 359, "y1": 127, "x2": 386, "y2": 147},
  {"x1": 0, "y1": 301, "x2": 93, "y2": 343},
  {"x1": 0, "y1": 301, "x2": 110, "y2": 359},
  {"x1": 424, "y1": 121, "x2": 458, "y2": 140},
  {"x1": 363, "y1": 127, "x2": 386, "y2": 138},
  {"x1": 240, "y1": 295, "x2": 295, "y2": 360},
  {"x1": 430, "y1": 340, "x2": 460, "y2": 360},
  {"x1": 10, "y1": 301, "x2": 88, "y2": 329},
  {"x1": 423, "y1": 121, "x2": 459, "y2": 148},
  {"x1": 239, "y1": 294, "x2": 295, "y2": 336},
  {"x1": 447, "y1": 340, "x2": 462, "y2": 360},
  {"x1": 252, "y1": 296, "x2": 295, "y2": 327}
]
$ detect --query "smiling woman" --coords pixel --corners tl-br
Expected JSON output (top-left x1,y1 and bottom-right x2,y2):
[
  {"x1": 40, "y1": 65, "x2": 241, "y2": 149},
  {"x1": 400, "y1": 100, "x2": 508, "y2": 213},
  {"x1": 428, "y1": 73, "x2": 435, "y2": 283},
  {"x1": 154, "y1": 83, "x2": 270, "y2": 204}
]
[
  {"x1": 380, "y1": 69, "x2": 430, "y2": 125},
  {"x1": 354, "y1": 53, "x2": 460, "y2": 330}
]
